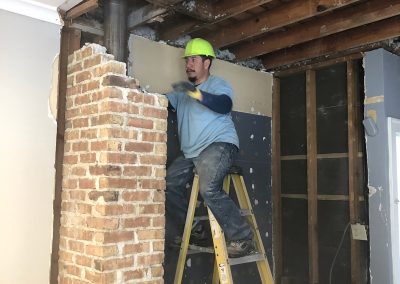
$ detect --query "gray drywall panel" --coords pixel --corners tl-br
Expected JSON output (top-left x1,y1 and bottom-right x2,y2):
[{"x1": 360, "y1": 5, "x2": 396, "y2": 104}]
[
  {"x1": 0, "y1": 9, "x2": 60, "y2": 284},
  {"x1": 364, "y1": 48, "x2": 400, "y2": 284},
  {"x1": 383, "y1": 50, "x2": 400, "y2": 119}
]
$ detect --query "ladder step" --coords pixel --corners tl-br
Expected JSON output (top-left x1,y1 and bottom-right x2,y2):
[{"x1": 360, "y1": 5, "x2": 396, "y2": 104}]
[
  {"x1": 194, "y1": 209, "x2": 251, "y2": 222},
  {"x1": 228, "y1": 252, "x2": 266, "y2": 266},
  {"x1": 187, "y1": 244, "x2": 214, "y2": 254}
]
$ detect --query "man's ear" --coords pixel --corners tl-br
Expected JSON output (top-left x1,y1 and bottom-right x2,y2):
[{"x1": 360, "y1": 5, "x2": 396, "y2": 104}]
[{"x1": 204, "y1": 58, "x2": 211, "y2": 70}]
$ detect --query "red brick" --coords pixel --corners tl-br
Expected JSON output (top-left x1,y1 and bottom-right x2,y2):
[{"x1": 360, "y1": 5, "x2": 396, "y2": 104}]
[
  {"x1": 142, "y1": 132, "x2": 167, "y2": 143},
  {"x1": 63, "y1": 178, "x2": 78, "y2": 189},
  {"x1": 153, "y1": 190, "x2": 165, "y2": 202},
  {"x1": 92, "y1": 87, "x2": 123, "y2": 101},
  {"x1": 102, "y1": 75, "x2": 138, "y2": 89},
  {"x1": 83, "y1": 54, "x2": 102, "y2": 69},
  {"x1": 95, "y1": 257, "x2": 134, "y2": 271},
  {"x1": 152, "y1": 241, "x2": 165, "y2": 252},
  {"x1": 86, "y1": 217, "x2": 119, "y2": 229},
  {"x1": 137, "y1": 229, "x2": 164, "y2": 241},
  {"x1": 141, "y1": 179, "x2": 166, "y2": 190},
  {"x1": 143, "y1": 95, "x2": 155, "y2": 105},
  {"x1": 72, "y1": 141, "x2": 88, "y2": 152},
  {"x1": 127, "y1": 117, "x2": 153, "y2": 129},
  {"x1": 81, "y1": 80, "x2": 100, "y2": 93},
  {"x1": 76, "y1": 203, "x2": 92, "y2": 214},
  {"x1": 75, "y1": 255, "x2": 92, "y2": 267},
  {"x1": 85, "y1": 244, "x2": 118, "y2": 257},
  {"x1": 140, "y1": 155, "x2": 167, "y2": 165},
  {"x1": 89, "y1": 165, "x2": 122, "y2": 176},
  {"x1": 59, "y1": 250, "x2": 73, "y2": 262},
  {"x1": 81, "y1": 46, "x2": 93, "y2": 58},
  {"x1": 68, "y1": 62, "x2": 82, "y2": 74},
  {"x1": 99, "y1": 101, "x2": 129, "y2": 113},
  {"x1": 91, "y1": 140, "x2": 121, "y2": 151},
  {"x1": 66, "y1": 85, "x2": 81, "y2": 97},
  {"x1": 80, "y1": 104, "x2": 98, "y2": 116},
  {"x1": 123, "y1": 217, "x2": 151, "y2": 228},
  {"x1": 85, "y1": 270, "x2": 115, "y2": 283},
  {"x1": 65, "y1": 108, "x2": 80, "y2": 119},
  {"x1": 64, "y1": 264, "x2": 81, "y2": 277},
  {"x1": 69, "y1": 190, "x2": 86, "y2": 200},
  {"x1": 74, "y1": 94, "x2": 91, "y2": 106},
  {"x1": 99, "y1": 128, "x2": 137, "y2": 139},
  {"x1": 152, "y1": 216, "x2": 165, "y2": 228},
  {"x1": 137, "y1": 253, "x2": 164, "y2": 266},
  {"x1": 80, "y1": 153, "x2": 96, "y2": 163},
  {"x1": 65, "y1": 130, "x2": 79, "y2": 141},
  {"x1": 151, "y1": 266, "x2": 164, "y2": 277},
  {"x1": 127, "y1": 91, "x2": 143, "y2": 103},
  {"x1": 61, "y1": 201, "x2": 75, "y2": 212},
  {"x1": 124, "y1": 269, "x2": 146, "y2": 281},
  {"x1": 125, "y1": 142, "x2": 153, "y2": 152},
  {"x1": 72, "y1": 118, "x2": 89, "y2": 128},
  {"x1": 95, "y1": 204, "x2": 124, "y2": 216},
  {"x1": 71, "y1": 167, "x2": 86, "y2": 176},
  {"x1": 92, "y1": 61, "x2": 126, "y2": 77},
  {"x1": 68, "y1": 240, "x2": 84, "y2": 252},
  {"x1": 122, "y1": 191, "x2": 150, "y2": 202},
  {"x1": 99, "y1": 153, "x2": 137, "y2": 164},
  {"x1": 123, "y1": 166, "x2": 151, "y2": 177},
  {"x1": 64, "y1": 155, "x2": 79, "y2": 165},
  {"x1": 80, "y1": 129, "x2": 98, "y2": 139},
  {"x1": 142, "y1": 107, "x2": 168, "y2": 119},
  {"x1": 99, "y1": 177, "x2": 137, "y2": 189},
  {"x1": 103, "y1": 231, "x2": 134, "y2": 243},
  {"x1": 139, "y1": 204, "x2": 164, "y2": 215},
  {"x1": 79, "y1": 178, "x2": 96, "y2": 189},
  {"x1": 91, "y1": 114, "x2": 124, "y2": 126},
  {"x1": 76, "y1": 71, "x2": 92, "y2": 83},
  {"x1": 88, "y1": 190, "x2": 119, "y2": 201}
]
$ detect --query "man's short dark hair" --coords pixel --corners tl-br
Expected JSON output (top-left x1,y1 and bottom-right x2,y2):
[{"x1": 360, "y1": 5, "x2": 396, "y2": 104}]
[{"x1": 200, "y1": 55, "x2": 213, "y2": 69}]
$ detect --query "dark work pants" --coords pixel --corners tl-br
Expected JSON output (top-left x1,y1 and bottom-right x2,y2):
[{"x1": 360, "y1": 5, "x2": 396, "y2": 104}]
[{"x1": 165, "y1": 142, "x2": 253, "y2": 242}]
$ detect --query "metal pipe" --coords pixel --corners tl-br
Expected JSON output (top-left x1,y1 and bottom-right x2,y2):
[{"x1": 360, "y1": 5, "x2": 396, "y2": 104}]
[{"x1": 104, "y1": 0, "x2": 128, "y2": 62}]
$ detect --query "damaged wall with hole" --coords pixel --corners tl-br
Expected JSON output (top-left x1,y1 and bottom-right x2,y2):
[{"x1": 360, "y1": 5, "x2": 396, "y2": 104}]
[
  {"x1": 364, "y1": 48, "x2": 400, "y2": 284},
  {"x1": 0, "y1": 8, "x2": 61, "y2": 284},
  {"x1": 128, "y1": 35, "x2": 274, "y2": 283}
]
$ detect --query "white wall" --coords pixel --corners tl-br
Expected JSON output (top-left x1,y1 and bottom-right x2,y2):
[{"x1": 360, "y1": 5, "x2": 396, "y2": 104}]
[
  {"x1": 128, "y1": 35, "x2": 273, "y2": 117},
  {"x1": 0, "y1": 9, "x2": 61, "y2": 284}
]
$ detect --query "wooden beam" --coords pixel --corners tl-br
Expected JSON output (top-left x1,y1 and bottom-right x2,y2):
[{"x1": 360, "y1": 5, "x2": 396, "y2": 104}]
[
  {"x1": 347, "y1": 60, "x2": 362, "y2": 284},
  {"x1": 262, "y1": 16, "x2": 400, "y2": 69},
  {"x1": 232, "y1": 0, "x2": 400, "y2": 60},
  {"x1": 65, "y1": 0, "x2": 98, "y2": 20},
  {"x1": 159, "y1": 0, "x2": 274, "y2": 40},
  {"x1": 202, "y1": 0, "x2": 360, "y2": 48},
  {"x1": 306, "y1": 70, "x2": 319, "y2": 284},
  {"x1": 272, "y1": 77, "x2": 282, "y2": 284},
  {"x1": 128, "y1": 4, "x2": 167, "y2": 30},
  {"x1": 274, "y1": 53, "x2": 362, "y2": 77},
  {"x1": 49, "y1": 27, "x2": 81, "y2": 284}
]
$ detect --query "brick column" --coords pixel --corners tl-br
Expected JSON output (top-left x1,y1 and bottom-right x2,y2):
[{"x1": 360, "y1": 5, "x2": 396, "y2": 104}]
[{"x1": 59, "y1": 43, "x2": 168, "y2": 284}]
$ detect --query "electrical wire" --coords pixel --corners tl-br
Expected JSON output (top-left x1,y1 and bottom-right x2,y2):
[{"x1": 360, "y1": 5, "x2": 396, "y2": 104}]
[{"x1": 329, "y1": 222, "x2": 351, "y2": 284}]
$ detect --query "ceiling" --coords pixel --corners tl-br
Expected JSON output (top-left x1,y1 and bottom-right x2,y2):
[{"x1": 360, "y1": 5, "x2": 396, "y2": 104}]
[{"x1": 70, "y1": 0, "x2": 400, "y2": 71}]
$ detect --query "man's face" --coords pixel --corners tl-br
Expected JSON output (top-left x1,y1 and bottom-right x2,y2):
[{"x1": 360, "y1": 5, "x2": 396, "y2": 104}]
[{"x1": 185, "y1": 56, "x2": 210, "y2": 84}]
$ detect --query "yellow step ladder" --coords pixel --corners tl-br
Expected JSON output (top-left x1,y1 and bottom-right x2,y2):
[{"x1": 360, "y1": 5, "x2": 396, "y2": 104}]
[{"x1": 173, "y1": 166, "x2": 274, "y2": 284}]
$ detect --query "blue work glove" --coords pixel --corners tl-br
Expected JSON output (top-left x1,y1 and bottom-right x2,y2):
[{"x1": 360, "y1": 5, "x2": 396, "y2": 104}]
[{"x1": 172, "y1": 81, "x2": 202, "y2": 100}]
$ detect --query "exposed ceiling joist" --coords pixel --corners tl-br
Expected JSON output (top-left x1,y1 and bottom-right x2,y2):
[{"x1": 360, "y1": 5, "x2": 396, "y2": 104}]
[
  {"x1": 232, "y1": 0, "x2": 400, "y2": 60},
  {"x1": 159, "y1": 0, "x2": 274, "y2": 40},
  {"x1": 65, "y1": 0, "x2": 98, "y2": 20},
  {"x1": 128, "y1": 4, "x2": 168, "y2": 30},
  {"x1": 203, "y1": 0, "x2": 362, "y2": 48},
  {"x1": 262, "y1": 16, "x2": 400, "y2": 69}
]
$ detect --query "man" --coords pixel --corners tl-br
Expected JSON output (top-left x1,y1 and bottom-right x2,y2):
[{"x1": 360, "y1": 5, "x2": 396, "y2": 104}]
[{"x1": 165, "y1": 38, "x2": 253, "y2": 258}]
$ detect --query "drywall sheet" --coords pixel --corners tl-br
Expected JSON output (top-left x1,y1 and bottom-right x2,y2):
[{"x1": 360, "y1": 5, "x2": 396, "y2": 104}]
[
  {"x1": 128, "y1": 35, "x2": 273, "y2": 117},
  {"x1": 164, "y1": 110, "x2": 272, "y2": 283},
  {"x1": 0, "y1": 9, "x2": 60, "y2": 284},
  {"x1": 364, "y1": 48, "x2": 400, "y2": 284}
]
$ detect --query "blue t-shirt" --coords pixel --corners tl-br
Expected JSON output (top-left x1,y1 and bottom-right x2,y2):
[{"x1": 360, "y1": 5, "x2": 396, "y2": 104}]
[{"x1": 167, "y1": 75, "x2": 239, "y2": 158}]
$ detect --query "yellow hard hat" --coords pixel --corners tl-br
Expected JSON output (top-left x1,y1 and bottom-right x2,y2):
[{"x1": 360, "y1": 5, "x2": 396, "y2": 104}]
[{"x1": 183, "y1": 38, "x2": 216, "y2": 58}]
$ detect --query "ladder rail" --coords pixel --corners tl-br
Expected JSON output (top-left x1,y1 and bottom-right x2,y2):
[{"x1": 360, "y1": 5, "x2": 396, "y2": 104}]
[
  {"x1": 231, "y1": 174, "x2": 274, "y2": 284},
  {"x1": 174, "y1": 172, "x2": 274, "y2": 284},
  {"x1": 174, "y1": 175, "x2": 200, "y2": 284}
]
